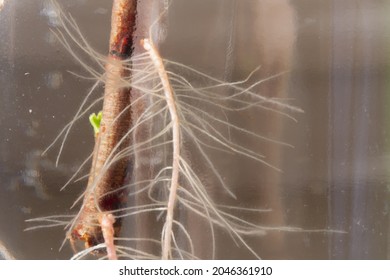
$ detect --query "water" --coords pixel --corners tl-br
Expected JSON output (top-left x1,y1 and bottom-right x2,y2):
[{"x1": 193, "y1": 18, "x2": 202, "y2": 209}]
[{"x1": 0, "y1": 0, "x2": 389, "y2": 259}]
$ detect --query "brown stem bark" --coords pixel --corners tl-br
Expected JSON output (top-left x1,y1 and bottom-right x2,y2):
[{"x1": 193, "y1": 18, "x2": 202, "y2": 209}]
[{"x1": 70, "y1": 0, "x2": 137, "y2": 251}]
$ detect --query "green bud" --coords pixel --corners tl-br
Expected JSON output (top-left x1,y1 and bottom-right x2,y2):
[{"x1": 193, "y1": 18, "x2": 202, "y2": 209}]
[{"x1": 89, "y1": 111, "x2": 102, "y2": 136}]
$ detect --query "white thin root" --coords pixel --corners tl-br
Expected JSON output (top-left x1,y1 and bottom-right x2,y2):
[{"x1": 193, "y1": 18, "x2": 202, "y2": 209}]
[
  {"x1": 142, "y1": 38, "x2": 180, "y2": 260},
  {"x1": 99, "y1": 213, "x2": 117, "y2": 260}
]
